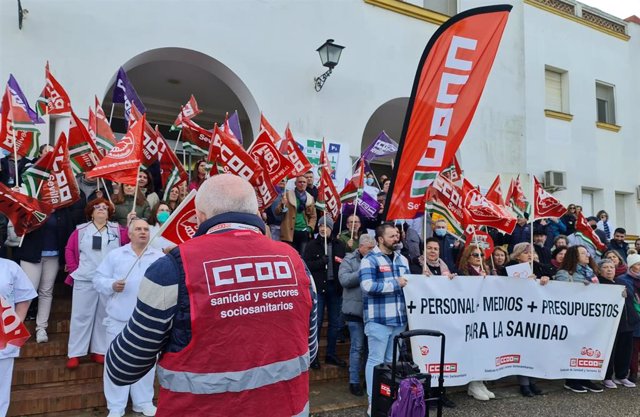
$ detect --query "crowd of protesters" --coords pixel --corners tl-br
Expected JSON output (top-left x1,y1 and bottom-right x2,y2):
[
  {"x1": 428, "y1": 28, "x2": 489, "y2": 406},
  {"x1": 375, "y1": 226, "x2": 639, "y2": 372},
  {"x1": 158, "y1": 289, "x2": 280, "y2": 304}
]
[{"x1": 2, "y1": 151, "x2": 640, "y2": 417}]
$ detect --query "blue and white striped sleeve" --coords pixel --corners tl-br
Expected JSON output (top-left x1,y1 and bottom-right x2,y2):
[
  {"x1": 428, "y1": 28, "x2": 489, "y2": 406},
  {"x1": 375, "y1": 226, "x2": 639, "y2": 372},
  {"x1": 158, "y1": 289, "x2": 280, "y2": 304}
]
[{"x1": 105, "y1": 255, "x2": 179, "y2": 386}]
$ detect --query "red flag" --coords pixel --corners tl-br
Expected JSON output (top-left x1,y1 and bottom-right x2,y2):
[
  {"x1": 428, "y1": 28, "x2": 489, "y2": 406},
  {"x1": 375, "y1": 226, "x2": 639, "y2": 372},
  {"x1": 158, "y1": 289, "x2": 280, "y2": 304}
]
[
  {"x1": 22, "y1": 132, "x2": 80, "y2": 209},
  {"x1": 534, "y1": 177, "x2": 567, "y2": 219},
  {"x1": 385, "y1": 5, "x2": 512, "y2": 220},
  {"x1": 0, "y1": 295, "x2": 31, "y2": 349},
  {"x1": 339, "y1": 159, "x2": 366, "y2": 203},
  {"x1": 0, "y1": 86, "x2": 40, "y2": 158},
  {"x1": 575, "y1": 212, "x2": 607, "y2": 252},
  {"x1": 156, "y1": 127, "x2": 188, "y2": 200},
  {"x1": 0, "y1": 183, "x2": 52, "y2": 236},
  {"x1": 130, "y1": 105, "x2": 160, "y2": 167},
  {"x1": 461, "y1": 178, "x2": 516, "y2": 234},
  {"x1": 252, "y1": 152, "x2": 279, "y2": 211},
  {"x1": 86, "y1": 115, "x2": 145, "y2": 185},
  {"x1": 209, "y1": 125, "x2": 262, "y2": 183},
  {"x1": 441, "y1": 155, "x2": 463, "y2": 184},
  {"x1": 282, "y1": 125, "x2": 312, "y2": 177},
  {"x1": 315, "y1": 167, "x2": 341, "y2": 220},
  {"x1": 248, "y1": 131, "x2": 294, "y2": 185},
  {"x1": 182, "y1": 117, "x2": 213, "y2": 154},
  {"x1": 319, "y1": 140, "x2": 333, "y2": 176},
  {"x1": 172, "y1": 95, "x2": 202, "y2": 130},
  {"x1": 507, "y1": 175, "x2": 530, "y2": 217},
  {"x1": 485, "y1": 175, "x2": 505, "y2": 206},
  {"x1": 41, "y1": 63, "x2": 72, "y2": 115},
  {"x1": 426, "y1": 174, "x2": 465, "y2": 226},
  {"x1": 89, "y1": 96, "x2": 117, "y2": 153},
  {"x1": 260, "y1": 113, "x2": 282, "y2": 143},
  {"x1": 159, "y1": 190, "x2": 198, "y2": 244},
  {"x1": 68, "y1": 110, "x2": 102, "y2": 174}
]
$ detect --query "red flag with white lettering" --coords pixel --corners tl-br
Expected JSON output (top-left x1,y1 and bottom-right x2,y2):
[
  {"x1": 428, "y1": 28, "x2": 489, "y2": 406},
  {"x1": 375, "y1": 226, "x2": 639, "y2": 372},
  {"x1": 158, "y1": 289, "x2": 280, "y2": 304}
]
[
  {"x1": 385, "y1": 5, "x2": 511, "y2": 220},
  {"x1": 260, "y1": 113, "x2": 282, "y2": 143},
  {"x1": 0, "y1": 295, "x2": 31, "y2": 349},
  {"x1": 248, "y1": 131, "x2": 294, "y2": 185},
  {"x1": 36, "y1": 62, "x2": 72, "y2": 116},
  {"x1": 86, "y1": 115, "x2": 145, "y2": 185},
  {"x1": 575, "y1": 212, "x2": 607, "y2": 253},
  {"x1": 130, "y1": 105, "x2": 160, "y2": 167},
  {"x1": 534, "y1": 177, "x2": 567, "y2": 219},
  {"x1": 90, "y1": 96, "x2": 117, "y2": 153},
  {"x1": 315, "y1": 167, "x2": 341, "y2": 220},
  {"x1": 252, "y1": 152, "x2": 279, "y2": 211},
  {"x1": 68, "y1": 110, "x2": 102, "y2": 174},
  {"x1": 158, "y1": 190, "x2": 198, "y2": 244},
  {"x1": 281, "y1": 125, "x2": 312, "y2": 177},
  {"x1": 22, "y1": 132, "x2": 80, "y2": 209},
  {"x1": 209, "y1": 124, "x2": 261, "y2": 183},
  {"x1": 461, "y1": 178, "x2": 516, "y2": 234},
  {"x1": 0, "y1": 183, "x2": 52, "y2": 236}
]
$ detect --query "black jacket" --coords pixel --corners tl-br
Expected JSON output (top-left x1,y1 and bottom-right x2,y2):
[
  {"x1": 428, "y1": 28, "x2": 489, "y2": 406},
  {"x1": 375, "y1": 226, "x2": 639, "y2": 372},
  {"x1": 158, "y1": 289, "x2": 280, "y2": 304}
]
[
  {"x1": 599, "y1": 277, "x2": 640, "y2": 333},
  {"x1": 303, "y1": 235, "x2": 346, "y2": 295},
  {"x1": 0, "y1": 157, "x2": 32, "y2": 186},
  {"x1": 15, "y1": 207, "x2": 75, "y2": 265}
]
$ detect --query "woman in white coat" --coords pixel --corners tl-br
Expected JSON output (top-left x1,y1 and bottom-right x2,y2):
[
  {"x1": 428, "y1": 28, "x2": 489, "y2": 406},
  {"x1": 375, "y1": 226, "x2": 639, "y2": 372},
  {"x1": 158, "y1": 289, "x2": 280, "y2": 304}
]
[{"x1": 64, "y1": 198, "x2": 129, "y2": 369}]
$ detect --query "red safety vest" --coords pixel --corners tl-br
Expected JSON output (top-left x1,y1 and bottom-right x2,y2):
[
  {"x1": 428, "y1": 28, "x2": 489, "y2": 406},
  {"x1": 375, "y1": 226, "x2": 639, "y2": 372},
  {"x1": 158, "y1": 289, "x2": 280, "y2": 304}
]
[{"x1": 156, "y1": 226, "x2": 312, "y2": 417}]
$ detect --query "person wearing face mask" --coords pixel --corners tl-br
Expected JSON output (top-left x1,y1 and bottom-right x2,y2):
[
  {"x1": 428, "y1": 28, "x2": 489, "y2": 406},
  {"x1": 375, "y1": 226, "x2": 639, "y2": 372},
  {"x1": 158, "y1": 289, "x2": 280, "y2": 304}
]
[
  {"x1": 359, "y1": 223, "x2": 409, "y2": 416},
  {"x1": 147, "y1": 202, "x2": 174, "y2": 253},
  {"x1": 432, "y1": 219, "x2": 462, "y2": 273}
]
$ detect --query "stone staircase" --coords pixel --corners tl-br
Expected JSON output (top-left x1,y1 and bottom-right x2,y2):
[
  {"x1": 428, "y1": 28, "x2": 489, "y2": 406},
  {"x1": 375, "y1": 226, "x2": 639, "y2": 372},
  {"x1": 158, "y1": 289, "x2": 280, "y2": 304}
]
[{"x1": 8, "y1": 282, "x2": 355, "y2": 416}]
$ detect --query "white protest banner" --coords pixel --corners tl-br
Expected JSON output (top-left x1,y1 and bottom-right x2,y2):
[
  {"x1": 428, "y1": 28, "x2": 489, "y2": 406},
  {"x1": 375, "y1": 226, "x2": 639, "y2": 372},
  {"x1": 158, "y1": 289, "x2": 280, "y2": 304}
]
[{"x1": 402, "y1": 275, "x2": 624, "y2": 386}]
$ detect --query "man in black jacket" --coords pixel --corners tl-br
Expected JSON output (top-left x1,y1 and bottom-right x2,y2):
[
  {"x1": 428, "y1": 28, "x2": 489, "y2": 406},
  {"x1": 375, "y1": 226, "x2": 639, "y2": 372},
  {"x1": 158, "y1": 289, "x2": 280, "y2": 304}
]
[{"x1": 303, "y1": 215, "x2": 347, "y2": 369}]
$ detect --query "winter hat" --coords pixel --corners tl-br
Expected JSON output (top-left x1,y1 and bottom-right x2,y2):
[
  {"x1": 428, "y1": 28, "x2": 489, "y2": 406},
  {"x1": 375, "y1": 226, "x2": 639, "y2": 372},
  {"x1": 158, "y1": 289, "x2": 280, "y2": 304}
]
[
  {"x1": 319, "y1": 215, "x2": 334, "y2": 230},
  {"x1": 627, "y1": 253, "x2": 640, "y2": 269}
]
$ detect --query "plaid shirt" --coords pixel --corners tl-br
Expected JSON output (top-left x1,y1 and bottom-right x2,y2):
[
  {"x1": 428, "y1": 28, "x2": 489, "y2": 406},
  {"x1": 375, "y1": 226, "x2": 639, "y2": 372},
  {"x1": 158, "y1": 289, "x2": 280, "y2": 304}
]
[{"x1": 359, "y1": 246, "x2": 409, "y2": 327}]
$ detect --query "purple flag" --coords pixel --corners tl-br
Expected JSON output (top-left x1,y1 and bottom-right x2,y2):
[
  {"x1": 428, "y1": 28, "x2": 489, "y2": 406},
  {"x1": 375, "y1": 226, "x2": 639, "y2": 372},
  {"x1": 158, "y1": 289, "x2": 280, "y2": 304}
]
[
  {"x1": 227, "y1": 111, "x2": 243, "y2": 143},
  {"x1": 8, "y1": 75, "x2": 44, "y2": 123},
  {"x1": 112, "y1": 67, "x2": 146, "y2": 121},
  {"x1": 342, "y1": 191, "x2": 380, "y2": 220},
  {"x1": 361, "y1": 131, "x2": 398, "y2": 162}
]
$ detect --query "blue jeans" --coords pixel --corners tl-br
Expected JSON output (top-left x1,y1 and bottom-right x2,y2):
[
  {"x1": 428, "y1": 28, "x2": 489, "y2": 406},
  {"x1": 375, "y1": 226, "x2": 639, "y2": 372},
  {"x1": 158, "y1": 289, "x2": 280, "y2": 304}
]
[
  {"x1": 316, "y1": 281, "x2": 342, "y2": 358},
  {"x1": 347, "y1": 321, "x2": 366, "y2": 384},
  {"x1": 364, "y1": 321, "x2": 405, "y2": 403}
]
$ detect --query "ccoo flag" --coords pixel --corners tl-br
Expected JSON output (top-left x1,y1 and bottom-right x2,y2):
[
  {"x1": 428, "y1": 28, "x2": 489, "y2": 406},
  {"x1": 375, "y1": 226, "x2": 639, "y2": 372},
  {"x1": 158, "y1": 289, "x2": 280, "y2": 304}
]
[{"x1": 385, "y1": 5, "x2": 511, "y2": 220}]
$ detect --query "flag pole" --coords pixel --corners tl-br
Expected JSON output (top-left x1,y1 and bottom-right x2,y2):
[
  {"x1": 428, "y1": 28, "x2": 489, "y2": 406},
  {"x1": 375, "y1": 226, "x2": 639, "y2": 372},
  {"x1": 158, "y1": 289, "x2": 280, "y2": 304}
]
[
  {"x1": 350, "y1": 194, "x2": 360, "y2": 243},
  {"x1": 132, "y1": 169, "x2": 140, "y2": 216},
  {"x1": 530, "y1": 173, "x2": 534, "y2": 269},
  {"x1": 423, "y1": 200, "x2": 430, "y2": 275},
  {"x1": 12, "y1": 129, "x2": 19, "y2": 187},
  {"x1": 472, "y1": 227, "x2": 486, "y2": 274},
  {"x1": 172, "y1": 129, "x2": 182, "y2": 152},
  {"x1": 108, "y1": 103, "x2": 115, "y2": 125}
]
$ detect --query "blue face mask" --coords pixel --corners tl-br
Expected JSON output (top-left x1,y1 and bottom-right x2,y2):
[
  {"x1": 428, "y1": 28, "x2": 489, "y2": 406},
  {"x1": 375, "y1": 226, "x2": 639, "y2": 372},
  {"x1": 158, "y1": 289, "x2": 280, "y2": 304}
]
[
  {"x1": 434, "y1": 228, "x2": 447, "y2": 237},
  {"x1": 157, "y1": 211, "x2": 170, "y2": 224},
  {"x1": 365, "y1": 178, "x2": 374, "y2": 186}
]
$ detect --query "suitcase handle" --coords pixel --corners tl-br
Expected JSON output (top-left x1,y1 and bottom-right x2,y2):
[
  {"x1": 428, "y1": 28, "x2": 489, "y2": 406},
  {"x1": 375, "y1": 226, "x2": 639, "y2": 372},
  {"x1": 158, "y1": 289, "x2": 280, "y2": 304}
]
[{"x1": 391, "y1": 329, "x2": 446, "y2": 405}]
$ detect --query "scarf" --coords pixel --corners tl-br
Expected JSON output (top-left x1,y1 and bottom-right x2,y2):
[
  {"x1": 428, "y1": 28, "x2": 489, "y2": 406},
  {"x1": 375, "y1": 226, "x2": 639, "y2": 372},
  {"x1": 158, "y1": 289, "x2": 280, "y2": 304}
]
[
  {"x1": 551, "y1": 259, "x2": 561, "y2": 269},
  {"x1": 295, "y1": 189, "x2": 307, "y2": 213},
  {"x1": 576, "y1": 264, "x2": 594, "y2": 280},
  {"x1": 615, "y1": 264, "x2": 627, "y2": 277}
]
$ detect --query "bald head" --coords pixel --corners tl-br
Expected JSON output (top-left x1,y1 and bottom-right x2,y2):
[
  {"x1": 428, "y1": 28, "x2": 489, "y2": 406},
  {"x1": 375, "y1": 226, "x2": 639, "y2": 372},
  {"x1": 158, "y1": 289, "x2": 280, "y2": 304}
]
[{"x1": 195, "y1": 174, "x2": 259, "y2": 222}]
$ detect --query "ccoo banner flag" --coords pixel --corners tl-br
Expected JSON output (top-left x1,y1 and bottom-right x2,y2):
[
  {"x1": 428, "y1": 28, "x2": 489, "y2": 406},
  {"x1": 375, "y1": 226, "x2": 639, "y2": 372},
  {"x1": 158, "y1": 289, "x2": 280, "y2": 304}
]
[{"x1": 385, "y1": 5, "x2": 511, "y2": 220}]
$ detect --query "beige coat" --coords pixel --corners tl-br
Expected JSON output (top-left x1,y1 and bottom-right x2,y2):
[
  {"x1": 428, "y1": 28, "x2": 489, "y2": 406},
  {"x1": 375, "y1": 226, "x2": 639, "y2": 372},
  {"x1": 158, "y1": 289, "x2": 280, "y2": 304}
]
[{"x1": 276, "y1": 189, "x2": 317, "y2": 243}]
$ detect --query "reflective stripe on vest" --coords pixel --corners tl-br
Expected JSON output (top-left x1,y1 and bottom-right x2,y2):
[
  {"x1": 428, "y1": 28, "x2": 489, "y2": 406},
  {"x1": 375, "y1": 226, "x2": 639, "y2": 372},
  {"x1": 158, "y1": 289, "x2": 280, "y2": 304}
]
[{"x1": 158, "y1": 352, "x2": 310, "y2": 394}]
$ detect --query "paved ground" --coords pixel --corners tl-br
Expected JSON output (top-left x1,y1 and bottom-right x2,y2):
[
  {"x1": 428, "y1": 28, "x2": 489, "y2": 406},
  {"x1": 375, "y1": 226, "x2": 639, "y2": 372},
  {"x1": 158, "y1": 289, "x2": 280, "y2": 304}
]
[{"x1": 310, "y1": 379, "x2": 640, "y2": 417}]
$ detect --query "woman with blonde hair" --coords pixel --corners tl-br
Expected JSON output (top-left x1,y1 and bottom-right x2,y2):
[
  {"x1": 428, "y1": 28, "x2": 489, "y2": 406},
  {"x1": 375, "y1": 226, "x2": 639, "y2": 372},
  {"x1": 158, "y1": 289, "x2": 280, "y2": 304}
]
[
  {"x1": 603, "y1": 250, "x2": 627, "y2": 277},
  {"x1": 458, "y1": 244, "x2": 488, "y2": 276}
]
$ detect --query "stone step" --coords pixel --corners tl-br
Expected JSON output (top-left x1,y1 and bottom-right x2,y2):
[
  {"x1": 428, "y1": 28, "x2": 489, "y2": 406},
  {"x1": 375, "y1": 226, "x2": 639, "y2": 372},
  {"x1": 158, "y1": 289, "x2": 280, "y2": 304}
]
[
  {"x1": 24, "y1": 314, "x2": 71, "y2": 335},
  {"x1": 12, "y1": 356, "x2": 103, "y2": 386},
  {"x1": 7, "y1": 378, "x2": 106, "y2": 416},
  {"x1": 20, "y1": 332, "x2": 69, "y2": 359}
]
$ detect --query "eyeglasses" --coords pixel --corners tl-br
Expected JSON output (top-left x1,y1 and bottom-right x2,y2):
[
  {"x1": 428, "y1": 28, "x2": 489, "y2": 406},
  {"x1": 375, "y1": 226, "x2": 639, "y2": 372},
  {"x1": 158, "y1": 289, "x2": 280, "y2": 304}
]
[
  {"x1": 93, "y1": 204, "x2": 109, "y2": 210},
  {"x1": 470, "y1": 253, "x2": 482, "y2": 258},
  {"x1": 568, "y1": 206, "x2": 576, "y2": 210}
]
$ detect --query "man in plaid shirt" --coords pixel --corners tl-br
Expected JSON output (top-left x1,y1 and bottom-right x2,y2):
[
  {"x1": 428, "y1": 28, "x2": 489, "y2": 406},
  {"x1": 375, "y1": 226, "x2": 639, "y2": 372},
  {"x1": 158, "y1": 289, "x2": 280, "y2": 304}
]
[{"x1": 359, "y1": 223, "x2": 409, "y2": 413}]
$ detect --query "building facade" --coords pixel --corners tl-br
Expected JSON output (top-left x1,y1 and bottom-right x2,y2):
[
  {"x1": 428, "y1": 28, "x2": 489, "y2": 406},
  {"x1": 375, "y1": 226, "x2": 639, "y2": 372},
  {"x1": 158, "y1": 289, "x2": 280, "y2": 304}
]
[{"x1": 0, "y1": 0, "x2": 638, "y2": 230}]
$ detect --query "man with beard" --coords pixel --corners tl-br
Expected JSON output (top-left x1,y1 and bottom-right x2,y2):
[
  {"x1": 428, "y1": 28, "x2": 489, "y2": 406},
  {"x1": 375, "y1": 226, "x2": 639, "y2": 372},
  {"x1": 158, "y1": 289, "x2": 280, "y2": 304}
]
[{"x1": 359, "y1": 223, "x2": 409, "y2": 416}]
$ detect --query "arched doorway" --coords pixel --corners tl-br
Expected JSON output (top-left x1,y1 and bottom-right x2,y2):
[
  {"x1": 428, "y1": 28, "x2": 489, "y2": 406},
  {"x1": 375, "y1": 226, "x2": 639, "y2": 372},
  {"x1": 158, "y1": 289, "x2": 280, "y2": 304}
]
[
  {"x1": 360, "y1": 97, "x2": 409, "y2": 182},
  {"x1": 101, "y1": 47, "x2": 259, "y2": 149}
]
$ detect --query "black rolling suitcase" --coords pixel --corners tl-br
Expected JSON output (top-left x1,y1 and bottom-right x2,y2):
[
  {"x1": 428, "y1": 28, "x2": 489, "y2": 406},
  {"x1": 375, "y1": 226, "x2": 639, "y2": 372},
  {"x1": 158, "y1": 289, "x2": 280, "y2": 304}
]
[{"x1": 371, "y1": 329, "x2": 446, "y2": 417}]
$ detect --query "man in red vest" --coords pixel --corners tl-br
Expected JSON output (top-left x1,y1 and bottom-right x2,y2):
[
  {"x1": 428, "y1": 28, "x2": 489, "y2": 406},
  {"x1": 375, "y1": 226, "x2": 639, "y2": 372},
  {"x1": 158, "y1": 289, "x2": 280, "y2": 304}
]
[{"x1": 105, "y1": 174, "x2": 318, "y2": 417}]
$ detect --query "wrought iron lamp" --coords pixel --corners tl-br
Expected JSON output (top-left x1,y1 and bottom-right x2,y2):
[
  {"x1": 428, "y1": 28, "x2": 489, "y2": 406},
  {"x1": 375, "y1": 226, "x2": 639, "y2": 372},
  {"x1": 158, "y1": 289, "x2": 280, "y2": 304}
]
[{"x1": 314, "y1": 39, "x2": 345, "y2": 92}]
